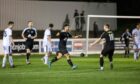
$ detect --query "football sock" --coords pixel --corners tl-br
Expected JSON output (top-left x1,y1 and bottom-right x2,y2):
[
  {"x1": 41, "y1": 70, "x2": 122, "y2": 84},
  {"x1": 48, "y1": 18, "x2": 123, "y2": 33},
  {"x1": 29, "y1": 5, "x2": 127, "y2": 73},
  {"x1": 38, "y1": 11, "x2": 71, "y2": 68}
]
[
  {"x1": 100, "y1": 57, "x2": 104, "y2": 67},
  {"x1": 26, "y1": 53, "x2": 30, "y2": 60},
  {"x1": 44, "y1": 55, "x2": 48, "y2": 64},
  {"x1": 67, "y1": 59, "x2": 74, "y2": 67},
  {"x1": 134, "y1": 52, "x2": 138, "y2": 60},
  {"x1": 2, "y1": 56, "x2": 7, "y2": 67},
  {"x1": 9, "y1": 56, "x2": 14, "y2": 66}
]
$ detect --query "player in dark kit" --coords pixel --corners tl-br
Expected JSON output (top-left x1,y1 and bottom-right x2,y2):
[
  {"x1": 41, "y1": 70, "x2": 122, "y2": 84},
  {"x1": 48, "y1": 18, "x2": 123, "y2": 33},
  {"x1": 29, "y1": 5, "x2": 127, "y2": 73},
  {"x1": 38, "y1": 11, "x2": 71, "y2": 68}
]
[
  {"x1": 48, "y1": 24, "x2": 81, "y2": 70},
  {"x1": 22, "y1": 21, "x2": 37, "y2": 64},
  {"x1": 90, "y1": 24, "x2": 115, "y2": 71},
  {"x1": 120, "y1": 28, "x2": 132, "y2": 57}
]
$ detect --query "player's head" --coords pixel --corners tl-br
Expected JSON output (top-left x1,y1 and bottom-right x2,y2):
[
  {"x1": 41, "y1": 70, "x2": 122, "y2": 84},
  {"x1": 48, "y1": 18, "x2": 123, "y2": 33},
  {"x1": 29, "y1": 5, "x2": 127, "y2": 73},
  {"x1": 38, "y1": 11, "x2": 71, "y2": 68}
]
[
  {"x1": 63, "y1": 24, "x2": 70, "y2": 32},
  {"x1": 103, "y1": 24, "x2": 110, "y2": 31},
  {"x1": 75, "y1": 9, "x2": 78, "y2": 13},
  {"x1": 136, "y1": 23, "x2": 140, "y2": 29},
  {"x1": 28, "y1": 21, "x2": 33, "y2": 28},
  {"x1": 49, "y1": 23, "x2": 54, "y2": 29},
  {"x1": 125, "y1": 28, "x2": 129, "y2": 32},
  {"x1": 8, "y1": 21, "x2": 14, "y2": 28}
]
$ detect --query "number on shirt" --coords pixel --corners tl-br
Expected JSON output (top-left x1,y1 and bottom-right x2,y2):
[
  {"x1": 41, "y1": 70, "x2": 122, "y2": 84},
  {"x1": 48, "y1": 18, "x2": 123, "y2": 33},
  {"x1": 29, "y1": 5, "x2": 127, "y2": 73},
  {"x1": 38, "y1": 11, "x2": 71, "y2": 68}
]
[{"x1": 109, "y1": 33, "x2": 114, "y2": 41}]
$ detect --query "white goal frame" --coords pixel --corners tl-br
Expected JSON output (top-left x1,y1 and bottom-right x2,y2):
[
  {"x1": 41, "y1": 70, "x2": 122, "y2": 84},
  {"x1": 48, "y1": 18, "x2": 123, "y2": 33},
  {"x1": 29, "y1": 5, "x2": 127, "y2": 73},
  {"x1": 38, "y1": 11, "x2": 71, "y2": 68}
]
[{"x1": 86, "y1": 15, "x2": 140, "y2": 57}]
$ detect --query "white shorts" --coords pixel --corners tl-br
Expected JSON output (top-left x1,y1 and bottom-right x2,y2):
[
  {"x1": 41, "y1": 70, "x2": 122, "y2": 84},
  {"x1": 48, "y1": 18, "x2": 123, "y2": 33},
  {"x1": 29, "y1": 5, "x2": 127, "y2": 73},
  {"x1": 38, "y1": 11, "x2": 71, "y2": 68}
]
[
  {"x1": 43, "y1": 45, "x2": 52, "y2": 52},
  {"x1": 3, "y1": 46, "x2": 12, "y2": 54},
  {"x1": 133, "y1": 43, "x2": 140, "y2": 49}
]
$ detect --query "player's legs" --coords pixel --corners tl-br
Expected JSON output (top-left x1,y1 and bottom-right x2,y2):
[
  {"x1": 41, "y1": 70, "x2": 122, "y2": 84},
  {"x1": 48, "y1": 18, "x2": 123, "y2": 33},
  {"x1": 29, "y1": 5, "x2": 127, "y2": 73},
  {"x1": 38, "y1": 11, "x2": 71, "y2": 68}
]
[
  {"x1": 133, "y1": 44, "x2": 140, "y2": 61},
  {"x1": 48, "y1": 51, "x2": 62, "y2": 69},
  {"x1": 25, "y1": 41, "x2": 33, "y2": 64},
  {"x1": 99, "y1": 54, "x2": 104, "y2": 70},
  {"x1": 8, "y1": 53, "x2": 14, "y2": 68},
  {"x1": 26, "y1": 48, "x2": 31, "y2": 64},
  {"x1": 49, "y1": 51, "x2": 62, "y2": 64},
  {"x1": 2, "y1": 54, "x2": 8, "y2": 68},
  {"x1": 125, "y1": 41, "x2": 130, "y2": 57},
  {"x1": 108, "y1": 49, "x2": 114, "y2": 70},
  {"x1": 43, "y1": 45, "x2": 52, "y2": 64},
  {"x1": 64, "y1": 53, "x2": 77, "y2": 70},
  {"x1": 2, "y1": 46, "x2": 14, "y2": 68},
  {"x1": 100, "y1": 48, "x2": 109, "y2": 70}
]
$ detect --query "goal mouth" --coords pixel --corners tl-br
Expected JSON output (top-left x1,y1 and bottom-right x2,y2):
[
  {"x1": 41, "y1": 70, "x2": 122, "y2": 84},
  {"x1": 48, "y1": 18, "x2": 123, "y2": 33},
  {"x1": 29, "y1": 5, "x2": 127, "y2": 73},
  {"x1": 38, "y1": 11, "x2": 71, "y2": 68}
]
[{"x1": 85, "y1": 15, "x2": 140, "y2": 56}]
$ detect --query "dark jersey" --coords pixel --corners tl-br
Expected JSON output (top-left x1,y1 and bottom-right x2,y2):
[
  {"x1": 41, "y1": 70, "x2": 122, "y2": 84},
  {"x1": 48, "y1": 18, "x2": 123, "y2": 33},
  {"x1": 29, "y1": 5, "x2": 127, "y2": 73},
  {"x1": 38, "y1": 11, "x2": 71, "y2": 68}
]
[
  {"x1": 100, "y1": 30, "x2": 115, "y2": 49},
  {"x1": 22, "y1": 27, "x2": 37, "y2": 42},
  {"x1": 59, "y1": 32, "x2": 72, "y2": 50},
  {"x1": 120, "y1": 32, "x2": 131, "y2": 41}
]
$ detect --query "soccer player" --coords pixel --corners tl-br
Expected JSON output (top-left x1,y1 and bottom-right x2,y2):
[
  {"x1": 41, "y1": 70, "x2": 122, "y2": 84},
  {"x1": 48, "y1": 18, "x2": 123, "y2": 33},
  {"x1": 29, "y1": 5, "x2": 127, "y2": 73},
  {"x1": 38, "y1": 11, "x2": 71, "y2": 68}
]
[
  {"x1": 48, "y1": 24, "x2": 81, "y2": 70},
  {"x1": 120, "y1": 28, "x2": 132, "y2": 57},
  {"x1": 22, "y1": 21, "x2": 37, "y2": 64},
  {"x1": 42, "y1": 23, "x2": 53, "y2": 64},
  {"x1": 90, "y1": 24, "x2": 115, "y2": 71},
  {"x1": 2, "y1": 21, "x2": 15, "y2": 68},
  {"x1": 132, "y1": 23, "x2": 140, "y2": 61}
]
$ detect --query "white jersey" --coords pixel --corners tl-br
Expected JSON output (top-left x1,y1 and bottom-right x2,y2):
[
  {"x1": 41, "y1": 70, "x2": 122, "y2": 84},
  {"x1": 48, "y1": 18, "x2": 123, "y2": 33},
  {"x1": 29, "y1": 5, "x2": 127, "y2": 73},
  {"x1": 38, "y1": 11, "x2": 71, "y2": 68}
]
[
  {"x1": 132, "y1": 28, "x2": 140, "y2": 44},
  {"x1": 43, "y1": 28, "x2": 51, "y2": 46},
  {"x1": 3, "y1": 28, "x2": 12, "y2": 46}
]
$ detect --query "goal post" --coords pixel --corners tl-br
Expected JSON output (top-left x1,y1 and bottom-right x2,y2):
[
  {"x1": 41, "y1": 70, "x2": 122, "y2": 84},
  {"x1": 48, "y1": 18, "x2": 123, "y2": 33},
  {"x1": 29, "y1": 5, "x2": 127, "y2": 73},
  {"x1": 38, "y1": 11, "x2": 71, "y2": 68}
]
[{"x1": 85, "y1": 15, "x2": 140, "y2": 57}]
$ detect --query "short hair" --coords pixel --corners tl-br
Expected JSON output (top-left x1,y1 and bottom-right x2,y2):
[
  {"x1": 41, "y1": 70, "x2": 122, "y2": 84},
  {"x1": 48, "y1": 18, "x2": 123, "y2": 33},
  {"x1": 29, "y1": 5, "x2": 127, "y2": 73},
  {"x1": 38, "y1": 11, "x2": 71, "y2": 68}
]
[
  {"x1": 136, "y1": 23, "x2": 140, "y2": 26},
  {"x1": 104, "y1": 24, "x2": 110, "y2": 28},
  {"x1": 49, "y1": 23, "x2": 54, "y2": 28},
  {"x1": 28, "y1": 21, "x2": 33, "y2": 23},
  {"x1": 63, "y1": 24, "x2": 69, "y2": 29},
  {"x1": 8, "y1": 21, "x2": 14, "y2": 25}
]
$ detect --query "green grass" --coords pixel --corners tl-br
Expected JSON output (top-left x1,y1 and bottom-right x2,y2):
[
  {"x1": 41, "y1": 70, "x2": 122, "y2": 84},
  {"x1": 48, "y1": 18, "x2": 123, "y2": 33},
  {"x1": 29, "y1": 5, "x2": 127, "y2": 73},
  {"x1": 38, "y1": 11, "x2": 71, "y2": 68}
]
[{"x1": 0, "y1": 54, "x2": 140, "y2": 84}]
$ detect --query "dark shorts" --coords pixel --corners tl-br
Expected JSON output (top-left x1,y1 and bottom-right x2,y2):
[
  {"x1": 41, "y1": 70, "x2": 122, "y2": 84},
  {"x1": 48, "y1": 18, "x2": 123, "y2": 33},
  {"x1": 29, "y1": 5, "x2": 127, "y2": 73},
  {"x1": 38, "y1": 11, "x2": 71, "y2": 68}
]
[
  {"x1": 25, "y1": 41, "x2": 34, "y2": 50},
  {"x1": 58, "y1": 44, "x2": 69, "y2": 56},
  {"x1": 124, "y1": 40, "x2": 129, "y2": 47},
  {"x1": 101, "y1": 47, "x2": 114, "y2": 57}
]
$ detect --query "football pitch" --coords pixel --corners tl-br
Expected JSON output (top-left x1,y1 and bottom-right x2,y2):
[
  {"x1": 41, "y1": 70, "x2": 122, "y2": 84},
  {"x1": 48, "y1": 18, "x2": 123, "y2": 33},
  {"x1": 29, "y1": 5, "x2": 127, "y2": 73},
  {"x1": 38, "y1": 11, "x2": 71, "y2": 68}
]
[{"x1": 0, "y1": 54, "x2": 140, "y2": 84}]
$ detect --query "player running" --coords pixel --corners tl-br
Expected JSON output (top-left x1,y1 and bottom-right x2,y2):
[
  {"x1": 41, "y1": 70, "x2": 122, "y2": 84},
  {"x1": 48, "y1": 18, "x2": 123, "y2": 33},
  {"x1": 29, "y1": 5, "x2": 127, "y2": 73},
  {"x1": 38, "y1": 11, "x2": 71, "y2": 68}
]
[
  {"x1": 2, "y1": 21, "x2": 15, "y2": 68},
  {"x1": 42, "y1": 23, "x2": 53, "y2": 64},
  {"x1": 48, "y1": 24, "x2": 81, "y2": 70},
  {"x1": 120, "y1": 28, "x2": 132, "y2": 57},
  {"x1": 90, "y1": 24, "x2": 115, "y2": 71},
  {"x1": 22, "y1": 21, "x2": 37, "y2": 64},
  {"x1": 132, "y1": 23, "x2": 140, "y2": 61}
]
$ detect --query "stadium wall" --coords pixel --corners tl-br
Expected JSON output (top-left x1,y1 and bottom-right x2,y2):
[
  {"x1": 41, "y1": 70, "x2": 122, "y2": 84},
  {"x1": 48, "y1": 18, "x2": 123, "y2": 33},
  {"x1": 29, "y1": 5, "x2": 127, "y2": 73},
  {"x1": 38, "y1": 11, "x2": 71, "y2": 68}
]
[
  {"x1": 0, "y1": 0, "x2": 116, "y2": 31},
  {"x1": 0, "y1": 38, "x2": 133, "y2": 56}
]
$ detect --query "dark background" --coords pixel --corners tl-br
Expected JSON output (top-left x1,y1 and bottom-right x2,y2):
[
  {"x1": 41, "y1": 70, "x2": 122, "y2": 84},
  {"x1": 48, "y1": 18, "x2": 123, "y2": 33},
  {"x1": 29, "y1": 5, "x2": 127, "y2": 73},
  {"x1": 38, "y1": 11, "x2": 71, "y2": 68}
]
[
  {"x1": 0, "y1": 0, "x2": 139, "y2": 38},
  {"x1": 33, "y1": 0, "x2": 140, "y2": 16}
]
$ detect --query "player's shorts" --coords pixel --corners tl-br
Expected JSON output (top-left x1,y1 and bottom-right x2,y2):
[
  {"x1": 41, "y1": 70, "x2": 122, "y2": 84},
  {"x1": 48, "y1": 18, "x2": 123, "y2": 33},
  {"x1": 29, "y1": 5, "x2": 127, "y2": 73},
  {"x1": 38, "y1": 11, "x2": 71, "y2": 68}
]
[
  {"x1": 43, "y1": 45, "x2": 52, "y2": 52},
  {"x1": 3, "y1": 46, "x2": 12, "y2": 54},
  {"x1": 101, "y1": 47, "x2": 114, "y2": 57},
  {"x1": 124, "y1": 40, "x2": 130, "y2": 47},
  {"x1": 133, "y1": 43, "x2": 140, "y2": 49},
  {"x1": 25, "y1": 41, "x2": 34, "y2": 50},
  {"x1": 56, "y1": 50, "x2": 69, "y2": 56},
  {"x1": 58, "y1": 44, "x2": 69, "y2": 56}
]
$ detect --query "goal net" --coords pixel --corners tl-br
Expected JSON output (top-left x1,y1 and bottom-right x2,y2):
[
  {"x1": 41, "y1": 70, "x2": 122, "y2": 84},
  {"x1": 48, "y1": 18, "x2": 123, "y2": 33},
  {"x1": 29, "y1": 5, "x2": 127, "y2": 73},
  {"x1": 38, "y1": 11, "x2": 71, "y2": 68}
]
[{"x1": 84, "y1": 15, "x2": 140, "y2": 56}]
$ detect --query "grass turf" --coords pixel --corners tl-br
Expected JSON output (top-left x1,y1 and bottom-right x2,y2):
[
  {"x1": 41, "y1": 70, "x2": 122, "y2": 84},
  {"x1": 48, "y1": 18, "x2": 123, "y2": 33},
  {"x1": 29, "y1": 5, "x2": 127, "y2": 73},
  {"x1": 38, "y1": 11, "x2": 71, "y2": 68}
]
[{"x1": 0, "y1": 54, "x2": 140, "y2": 84}]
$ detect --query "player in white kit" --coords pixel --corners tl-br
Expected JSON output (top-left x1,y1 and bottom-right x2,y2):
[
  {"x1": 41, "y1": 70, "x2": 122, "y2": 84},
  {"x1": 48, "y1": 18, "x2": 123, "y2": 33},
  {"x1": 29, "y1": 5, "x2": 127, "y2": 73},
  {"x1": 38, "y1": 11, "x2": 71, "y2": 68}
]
[
  {"x1": 2, "y1": 21, "x2": 15, "y2": 68},
  {"x1": 42, "y1": 24, "x2": 53, "y2": 64},
  {"x1": 132, "y1": 23, "x2": 140, "y2": 61}
]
